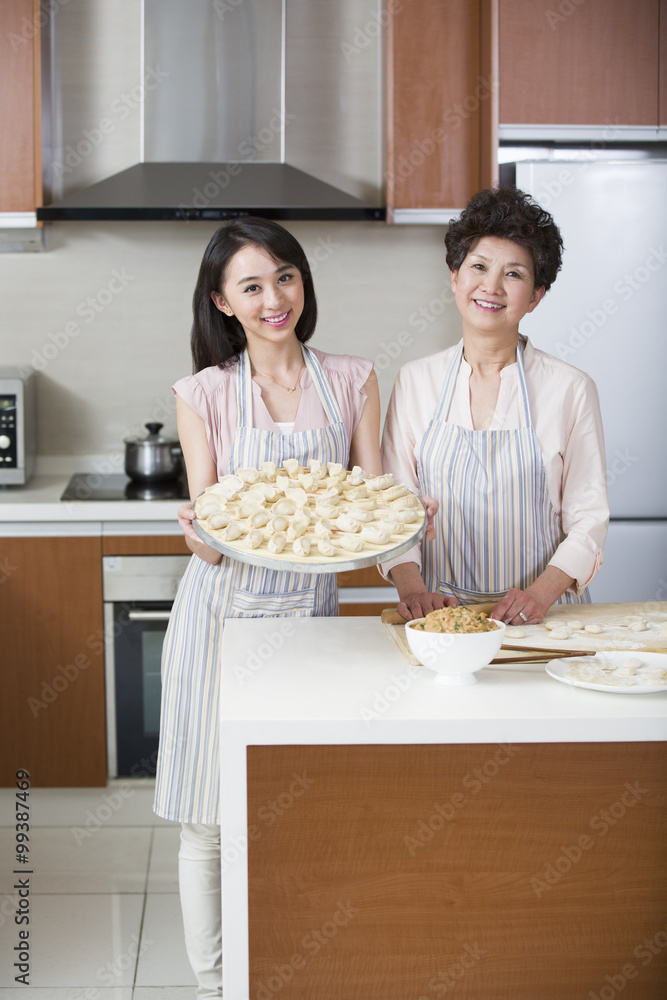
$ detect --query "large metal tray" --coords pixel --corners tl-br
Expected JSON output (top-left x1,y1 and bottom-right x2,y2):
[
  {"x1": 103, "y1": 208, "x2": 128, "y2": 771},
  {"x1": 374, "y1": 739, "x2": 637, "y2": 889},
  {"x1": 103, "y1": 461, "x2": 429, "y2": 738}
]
[{"x1": 192, "y1": 495, "x2": 426, "y2": 575}]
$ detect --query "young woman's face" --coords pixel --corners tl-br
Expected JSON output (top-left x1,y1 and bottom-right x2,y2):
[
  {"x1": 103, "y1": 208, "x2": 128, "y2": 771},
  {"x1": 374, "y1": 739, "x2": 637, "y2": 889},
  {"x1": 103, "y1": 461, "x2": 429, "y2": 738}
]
[
  {"x1": 211, "y1": 244, "x2": 305, "y2": 350},
  {"x1": 451, "y1": 236, "x2": 545, "y2": 336}
]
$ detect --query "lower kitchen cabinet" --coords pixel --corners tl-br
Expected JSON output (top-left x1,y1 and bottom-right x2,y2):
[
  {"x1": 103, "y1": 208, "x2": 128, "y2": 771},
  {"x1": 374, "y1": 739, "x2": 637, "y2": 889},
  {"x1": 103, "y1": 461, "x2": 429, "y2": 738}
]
[
  {"x1": 0, "y1": 532, "x2": 396, "y2": 787},
  {"x1": 1, "y1": 536, "x2": 106, "y2": 787}
]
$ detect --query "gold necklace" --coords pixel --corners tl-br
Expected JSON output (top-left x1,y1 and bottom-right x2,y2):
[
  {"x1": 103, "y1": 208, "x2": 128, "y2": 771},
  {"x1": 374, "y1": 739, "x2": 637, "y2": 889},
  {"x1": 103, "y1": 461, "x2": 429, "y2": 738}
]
[{"x1": 250, "y1": 363, "x2": 304, "y2": 393}]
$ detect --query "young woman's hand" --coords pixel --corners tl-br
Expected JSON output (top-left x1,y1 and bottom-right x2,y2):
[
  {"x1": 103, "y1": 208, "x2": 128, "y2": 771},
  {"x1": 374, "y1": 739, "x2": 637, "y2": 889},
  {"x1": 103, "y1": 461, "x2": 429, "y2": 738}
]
[{"x1": 177, "y1": 503, "x2": 199, "y2": 543}]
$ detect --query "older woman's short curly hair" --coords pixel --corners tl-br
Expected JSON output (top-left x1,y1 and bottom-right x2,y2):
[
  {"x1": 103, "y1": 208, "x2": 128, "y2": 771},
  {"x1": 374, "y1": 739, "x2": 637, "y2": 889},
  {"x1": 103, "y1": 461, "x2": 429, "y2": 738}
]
[{"x1": 445, "y1": 187, "x2": 564, "y2": 291}]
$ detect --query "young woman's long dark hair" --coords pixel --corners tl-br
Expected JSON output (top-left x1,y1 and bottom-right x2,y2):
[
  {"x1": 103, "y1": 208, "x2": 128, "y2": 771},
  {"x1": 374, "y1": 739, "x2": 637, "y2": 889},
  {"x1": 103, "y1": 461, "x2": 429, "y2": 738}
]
[{"x1": 190, "y1": 218, "x2": 318, "y2": 372}]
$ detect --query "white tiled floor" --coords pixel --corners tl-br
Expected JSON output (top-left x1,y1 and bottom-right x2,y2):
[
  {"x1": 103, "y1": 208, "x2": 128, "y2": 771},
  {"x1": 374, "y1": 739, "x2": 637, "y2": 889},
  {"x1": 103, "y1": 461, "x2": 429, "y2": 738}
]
[{"x1": 0, "y1": 781, "x2": 196, "y2": 997}]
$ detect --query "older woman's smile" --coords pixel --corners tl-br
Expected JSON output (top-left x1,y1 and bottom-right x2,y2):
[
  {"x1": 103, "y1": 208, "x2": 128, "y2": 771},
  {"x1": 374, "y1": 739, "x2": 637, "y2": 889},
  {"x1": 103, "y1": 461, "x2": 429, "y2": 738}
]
[{"x1": 473, "y1": 298, "x2": 505, "y2": 311}]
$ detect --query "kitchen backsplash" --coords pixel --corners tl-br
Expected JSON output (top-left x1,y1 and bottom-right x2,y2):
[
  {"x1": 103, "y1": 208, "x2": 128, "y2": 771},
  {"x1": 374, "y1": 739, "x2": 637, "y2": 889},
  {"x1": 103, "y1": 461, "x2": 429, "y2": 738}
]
[{"x1": 0, "y1": 220, "x2": 462, "y2": 462}]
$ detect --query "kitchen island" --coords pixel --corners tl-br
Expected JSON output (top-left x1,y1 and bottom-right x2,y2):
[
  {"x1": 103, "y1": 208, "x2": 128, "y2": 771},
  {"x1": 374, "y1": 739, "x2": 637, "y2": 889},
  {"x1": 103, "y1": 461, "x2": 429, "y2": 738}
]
[{"x1": 220, "y1": 615, "x2": 667, "y2": 1000}]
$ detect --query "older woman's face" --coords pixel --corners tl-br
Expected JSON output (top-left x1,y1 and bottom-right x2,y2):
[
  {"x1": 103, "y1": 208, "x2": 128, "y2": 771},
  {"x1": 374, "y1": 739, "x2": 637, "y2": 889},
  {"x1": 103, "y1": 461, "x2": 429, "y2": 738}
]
[{"x1": 451, "y1": 237, "x2": 544, "y2": 335}]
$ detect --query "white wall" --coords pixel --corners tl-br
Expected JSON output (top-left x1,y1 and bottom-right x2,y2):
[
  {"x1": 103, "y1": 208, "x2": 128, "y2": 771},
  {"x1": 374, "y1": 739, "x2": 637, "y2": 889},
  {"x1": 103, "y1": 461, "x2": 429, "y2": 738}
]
[{"x1": 0, "y1": 220, "x2": 463, "y2": 463}]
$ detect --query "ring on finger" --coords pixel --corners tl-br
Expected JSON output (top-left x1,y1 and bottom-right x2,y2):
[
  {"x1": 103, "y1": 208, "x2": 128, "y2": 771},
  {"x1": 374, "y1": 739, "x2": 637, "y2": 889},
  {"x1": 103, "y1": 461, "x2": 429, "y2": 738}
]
[{"x1": 518, "y1": 611, "x2": 528, "y2": 622}]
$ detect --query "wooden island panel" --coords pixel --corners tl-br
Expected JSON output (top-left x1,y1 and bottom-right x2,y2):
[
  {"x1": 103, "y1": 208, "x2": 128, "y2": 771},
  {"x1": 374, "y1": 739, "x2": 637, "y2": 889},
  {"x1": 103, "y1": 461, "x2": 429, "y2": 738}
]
[{"x1": 247, "y1": 742, "x2": 667, "y2": 999}]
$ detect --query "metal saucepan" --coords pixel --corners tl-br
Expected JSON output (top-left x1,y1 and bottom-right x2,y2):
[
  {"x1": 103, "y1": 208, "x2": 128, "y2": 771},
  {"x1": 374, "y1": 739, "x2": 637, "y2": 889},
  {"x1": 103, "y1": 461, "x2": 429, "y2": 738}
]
[{"x1": 124, "y1": 422, "x2": 183, "y2": 482}]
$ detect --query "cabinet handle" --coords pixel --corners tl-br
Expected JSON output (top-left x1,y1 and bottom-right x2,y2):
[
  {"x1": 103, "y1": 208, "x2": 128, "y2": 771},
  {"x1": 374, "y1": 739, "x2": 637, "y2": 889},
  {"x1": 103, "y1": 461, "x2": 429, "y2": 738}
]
[{"x1": 128, "y1": 610, "x2": 172, "y2": 622}]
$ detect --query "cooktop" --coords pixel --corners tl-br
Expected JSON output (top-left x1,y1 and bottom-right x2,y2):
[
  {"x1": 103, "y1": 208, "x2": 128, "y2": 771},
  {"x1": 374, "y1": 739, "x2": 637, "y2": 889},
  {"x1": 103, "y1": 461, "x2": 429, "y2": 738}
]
[{"x1": 60, "y1": 473, "x2": 190, "y2": 502}]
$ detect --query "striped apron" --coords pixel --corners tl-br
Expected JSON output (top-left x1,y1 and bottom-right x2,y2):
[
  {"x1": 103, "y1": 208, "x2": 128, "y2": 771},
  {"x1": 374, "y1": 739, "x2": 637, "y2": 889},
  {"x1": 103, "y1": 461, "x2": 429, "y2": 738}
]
[
  {"x1": 418, "y1": 339, "x2": 589, "y2": 607},
  {"x1": 154, "y1": 346, "x2": 349, "y2": 823}
]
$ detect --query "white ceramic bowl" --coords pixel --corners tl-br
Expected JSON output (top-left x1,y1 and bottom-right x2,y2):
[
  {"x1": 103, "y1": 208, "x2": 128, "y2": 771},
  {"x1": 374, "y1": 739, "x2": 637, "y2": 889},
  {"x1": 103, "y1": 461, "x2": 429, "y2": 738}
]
[{"x1": 405, "y1": 618, "x2": 506, "y2": 685}]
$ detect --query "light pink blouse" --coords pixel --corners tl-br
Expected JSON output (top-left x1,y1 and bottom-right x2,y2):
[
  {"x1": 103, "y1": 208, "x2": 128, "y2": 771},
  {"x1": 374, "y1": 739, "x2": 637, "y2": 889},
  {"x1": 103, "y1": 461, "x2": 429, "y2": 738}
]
[
  {"x1": 381, "y1": 337, "x2": 610, "y2": 592},
  {"x1": 173, "y1": 347, "x2": 373, "y2": 478}
]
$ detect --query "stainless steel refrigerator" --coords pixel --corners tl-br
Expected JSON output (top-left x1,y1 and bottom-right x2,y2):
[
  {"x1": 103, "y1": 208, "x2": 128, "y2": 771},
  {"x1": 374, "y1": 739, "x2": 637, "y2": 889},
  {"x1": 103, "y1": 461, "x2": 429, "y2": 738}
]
[{"x1": 508, "y1": 152, "x2": 667, "y2": 603}]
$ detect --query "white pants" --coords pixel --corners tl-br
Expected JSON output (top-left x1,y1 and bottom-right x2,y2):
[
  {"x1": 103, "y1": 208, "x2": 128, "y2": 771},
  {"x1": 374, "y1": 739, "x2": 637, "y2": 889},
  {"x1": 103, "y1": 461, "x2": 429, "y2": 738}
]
[{"x1": 179, "y1": 822, "x2": 222, "y2": 999}]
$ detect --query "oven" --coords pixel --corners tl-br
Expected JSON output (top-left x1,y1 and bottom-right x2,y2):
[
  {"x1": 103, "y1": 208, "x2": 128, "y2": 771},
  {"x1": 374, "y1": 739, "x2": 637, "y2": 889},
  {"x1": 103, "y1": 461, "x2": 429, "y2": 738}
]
[{"x1": 103, "y1": 554, "x2": 190, "y2": 777}]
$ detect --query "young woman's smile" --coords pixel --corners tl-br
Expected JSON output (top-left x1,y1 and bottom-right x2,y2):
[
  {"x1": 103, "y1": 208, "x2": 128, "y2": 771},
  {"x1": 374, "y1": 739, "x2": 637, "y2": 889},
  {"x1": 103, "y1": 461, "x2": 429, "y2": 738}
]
[{"x1": 211, "y1": 244, "x2": 305, "y2": 347}]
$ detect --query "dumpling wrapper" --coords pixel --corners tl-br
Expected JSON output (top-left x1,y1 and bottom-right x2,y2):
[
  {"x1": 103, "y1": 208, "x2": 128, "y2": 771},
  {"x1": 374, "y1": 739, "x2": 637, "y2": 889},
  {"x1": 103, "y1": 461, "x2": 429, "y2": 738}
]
[
  {"x1": 237, "y1": 468, "x2": 260, "y2": 485},
  {"x1": 292, "y1": 536, "x2": 311, "y2": 557},
  {"x1": 283, "y1": 458, "x2": 301, "y2": 477},
  {"x1": 268, "y1": 531, "x2": 287, "y2": 554},
  {"x1": 245, "y1": 529, "x2": 264, "y2": 549},
  {"x1": 337, "y1": 534, "x2": 364, "y2": 552}
]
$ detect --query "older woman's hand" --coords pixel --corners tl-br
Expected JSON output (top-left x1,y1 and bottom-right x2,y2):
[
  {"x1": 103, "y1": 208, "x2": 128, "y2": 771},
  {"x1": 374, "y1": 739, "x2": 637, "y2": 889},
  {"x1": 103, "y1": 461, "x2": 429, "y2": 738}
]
[
  {"x1": 398, "y1": 590, "x2": 458, "y2": 622},
  {"x1": 491, "y1": 569, "x2": 577, "y2": 625},
  {"x1": 491, "y1": 588, "x2": 547, "y2": 625}
]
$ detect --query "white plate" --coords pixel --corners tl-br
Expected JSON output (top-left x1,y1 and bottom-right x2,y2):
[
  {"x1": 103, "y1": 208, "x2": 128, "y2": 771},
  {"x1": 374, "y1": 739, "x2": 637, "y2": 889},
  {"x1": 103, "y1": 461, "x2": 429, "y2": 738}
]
[{"x1": 546, "y1": 652, "x2": 667, "y2": 694}]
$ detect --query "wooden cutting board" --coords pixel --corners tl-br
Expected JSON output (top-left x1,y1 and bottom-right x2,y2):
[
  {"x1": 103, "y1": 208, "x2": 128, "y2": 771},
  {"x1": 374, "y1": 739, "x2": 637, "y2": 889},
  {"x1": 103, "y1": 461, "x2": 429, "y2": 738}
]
[{"x1": 381, "y1": 602, "x2": 667, "y2": 666}]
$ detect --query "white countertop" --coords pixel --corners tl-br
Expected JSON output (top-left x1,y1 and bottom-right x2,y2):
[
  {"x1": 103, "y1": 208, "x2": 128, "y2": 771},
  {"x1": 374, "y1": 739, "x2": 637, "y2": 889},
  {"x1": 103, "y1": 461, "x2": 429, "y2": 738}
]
[
  {"x1": 218, "y1": 615, "x2": 667, "y2": 996},
  {"x1": 0, "y1": 474, "x2": 183, "y2": 534},
  {"x1": 220, "y1": 616, "x2": 667, "y2": 744}
]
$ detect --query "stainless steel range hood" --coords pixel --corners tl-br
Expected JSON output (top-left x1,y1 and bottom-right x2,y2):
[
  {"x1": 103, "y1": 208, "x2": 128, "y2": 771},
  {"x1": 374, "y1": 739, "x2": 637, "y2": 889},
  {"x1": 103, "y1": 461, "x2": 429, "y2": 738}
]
[{"x1": 38, "y1": 0, "x2": 385, "y2": 223}]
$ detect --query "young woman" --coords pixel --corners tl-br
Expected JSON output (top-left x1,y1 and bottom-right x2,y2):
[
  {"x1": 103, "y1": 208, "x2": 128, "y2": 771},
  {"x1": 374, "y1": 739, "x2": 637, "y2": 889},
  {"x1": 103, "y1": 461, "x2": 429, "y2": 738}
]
[
  {"x1": 381, "y1": 186, "x2": 609, "y2": 625},
  {"x1": 154, "y1": 218, "x2": 381, "y2": 997}
]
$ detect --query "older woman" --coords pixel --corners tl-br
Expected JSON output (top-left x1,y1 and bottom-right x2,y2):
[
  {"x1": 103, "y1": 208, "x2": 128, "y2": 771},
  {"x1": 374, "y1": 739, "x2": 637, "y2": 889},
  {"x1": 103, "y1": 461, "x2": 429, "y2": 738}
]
[{"x1": 381, "y1": 186, "x2": 609, "y2": 625}]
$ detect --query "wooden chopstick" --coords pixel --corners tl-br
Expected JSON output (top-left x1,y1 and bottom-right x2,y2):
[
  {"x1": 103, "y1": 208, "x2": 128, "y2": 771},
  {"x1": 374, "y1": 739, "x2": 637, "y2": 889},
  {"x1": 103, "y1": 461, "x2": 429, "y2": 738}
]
[
  {"x1": 501, "y1": 643, "x2": 596, "y2": 657},
  {"x1": 491, "y1": 653, "x2": 574, "y2": 664}
]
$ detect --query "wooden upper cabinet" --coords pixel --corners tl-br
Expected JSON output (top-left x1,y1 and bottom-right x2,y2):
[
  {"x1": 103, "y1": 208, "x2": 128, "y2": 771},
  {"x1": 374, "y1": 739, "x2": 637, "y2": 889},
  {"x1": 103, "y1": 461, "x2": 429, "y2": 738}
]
[
  {"x1": 387, "y1": 0, "x2": 499, "y2": 216},
  {"x1": 499, "y1": 0, "x2": 660, "y2": 126},
  {"x1": 0, "y1": 0, "x2": 41, "y2": 213}
]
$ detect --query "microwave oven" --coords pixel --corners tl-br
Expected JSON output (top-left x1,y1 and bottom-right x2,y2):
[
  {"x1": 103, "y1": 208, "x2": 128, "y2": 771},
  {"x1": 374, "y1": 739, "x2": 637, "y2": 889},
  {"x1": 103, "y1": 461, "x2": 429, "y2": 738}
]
[{"x1": 0, "y1": 367, "x2": 36, "y2": 485}]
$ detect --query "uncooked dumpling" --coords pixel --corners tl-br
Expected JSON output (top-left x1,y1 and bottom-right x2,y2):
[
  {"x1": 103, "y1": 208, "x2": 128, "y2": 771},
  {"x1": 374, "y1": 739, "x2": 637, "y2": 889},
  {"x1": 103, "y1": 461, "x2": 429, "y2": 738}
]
[{"x1": 193, "y1": 461, "x2": 426, "y2": 565}]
